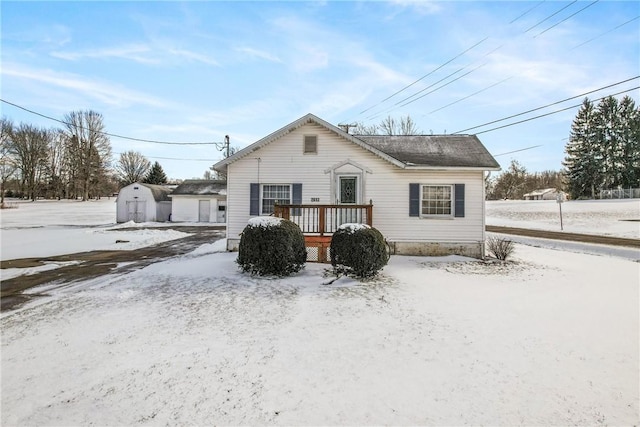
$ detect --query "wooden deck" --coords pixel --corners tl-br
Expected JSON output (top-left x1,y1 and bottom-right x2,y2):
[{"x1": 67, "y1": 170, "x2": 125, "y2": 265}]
[{"x1": 274, "y1": 204, "x2": 373, "y2": 262}]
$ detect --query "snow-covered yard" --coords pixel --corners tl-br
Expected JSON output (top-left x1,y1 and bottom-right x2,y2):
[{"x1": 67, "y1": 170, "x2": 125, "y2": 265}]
[{"x1": 1, "y1": 199, "x2": 638, "y2": 425}]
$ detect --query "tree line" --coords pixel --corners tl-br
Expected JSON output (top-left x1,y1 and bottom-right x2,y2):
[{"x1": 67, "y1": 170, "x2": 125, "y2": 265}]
[
  {"x1": 0, "y1": 111, "x2": 171, "y2": 205},
  {"x1": 563, "y1": 95, "x2": 639, "y2": 199},
  {"x1": 488, "y1": 95, "x2": 638, "y2": 200}
]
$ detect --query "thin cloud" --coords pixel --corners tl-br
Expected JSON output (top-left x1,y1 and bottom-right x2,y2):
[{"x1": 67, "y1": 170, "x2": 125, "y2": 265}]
[
  {"x1": 51, "y1": 43, "x2": 219, "y2": 67},
  {"x1": 236, "y1": 47, "x2": 282, "y2": 63},
  {"x1": 2, "y1": 63, "x2": 169, "y2": 108}
]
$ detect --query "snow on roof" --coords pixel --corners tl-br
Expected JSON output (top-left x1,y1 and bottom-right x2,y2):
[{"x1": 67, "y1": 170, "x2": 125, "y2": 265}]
[
  {"x1": 247, "y1": 216, "x2": 284, "y2": 228},
  {"x1": 170, "y1": 180, "x2": 227, "y2": 196}
]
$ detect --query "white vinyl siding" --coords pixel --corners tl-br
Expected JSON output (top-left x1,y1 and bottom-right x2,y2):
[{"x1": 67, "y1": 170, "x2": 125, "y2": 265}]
[
  {"x1": 421, "y1": 185, "x2": 452, "y2": 216},
  {"x1": 225, "y1": 122, "x2": 486, "y2": 247}
]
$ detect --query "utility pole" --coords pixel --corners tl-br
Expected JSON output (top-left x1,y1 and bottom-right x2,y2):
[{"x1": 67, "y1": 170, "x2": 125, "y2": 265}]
[{"x1": 338, "y1": 123, "x2": 358, "y2": 134}]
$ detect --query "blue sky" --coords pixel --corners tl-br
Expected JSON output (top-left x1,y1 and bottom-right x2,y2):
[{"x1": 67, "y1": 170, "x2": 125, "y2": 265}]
[{"x1": 2, "y1": 1, "x2": 639, "y2": 180}]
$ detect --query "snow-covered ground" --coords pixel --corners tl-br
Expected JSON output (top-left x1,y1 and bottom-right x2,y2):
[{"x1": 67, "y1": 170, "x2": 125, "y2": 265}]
[
  {"x1": 486, "y1": 199, "x2": 639, "y2": 239},
  {"x1": 0, "y1": 199, "x2": 192, "y2": 261},
  {"x1": 1, "y1": 199, "x2": 638, "y2": 425}
]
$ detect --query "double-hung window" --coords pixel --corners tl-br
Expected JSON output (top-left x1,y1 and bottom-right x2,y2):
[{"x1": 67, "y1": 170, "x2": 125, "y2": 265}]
[
  {"x1": 261, "y1": 184, "x2": 291, "y2": 215},
  {"x1": 421, "y1": 185, "x2": 453, "y2": 216}
]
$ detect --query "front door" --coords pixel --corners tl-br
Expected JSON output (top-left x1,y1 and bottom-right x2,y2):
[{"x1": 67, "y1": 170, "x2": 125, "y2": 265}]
[
  {"x1": 337, "y1": 175, "x2": 360, "y2": 225},
  {"x1": 198, "y1": 200, "x2": 210, "y2": 222}
]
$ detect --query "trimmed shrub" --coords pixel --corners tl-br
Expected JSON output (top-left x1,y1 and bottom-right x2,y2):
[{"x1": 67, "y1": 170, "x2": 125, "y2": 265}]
[
  {"x1": 486, "y1": 236, "x2": 515, "y2": 261},
  {"x1": 330, "y1": 224, "x2": 388, "y2": 278},
  {"x1": 237, "y1": 217, "x2": 307, "y2": 276}
]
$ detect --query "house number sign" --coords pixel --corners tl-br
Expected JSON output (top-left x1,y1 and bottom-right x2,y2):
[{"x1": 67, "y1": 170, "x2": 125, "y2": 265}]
[{"x1": 310, "y1": 197, "x2": 320, "y2": 202}]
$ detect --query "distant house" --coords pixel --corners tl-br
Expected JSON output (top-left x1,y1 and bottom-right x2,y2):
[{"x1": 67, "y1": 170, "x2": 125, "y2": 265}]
[
  {"x1": 116, "y1": 183, "x2": 172, "y2": 223},
  {"x1": 213, "y1": 113, "x2": 500, "y2": 260},
  {"x1": 169, "y1": 180, "x2": 227, "y2": 223},
  {"x1": 523, "y1": 188, "x2": 565, "y2": 201}
]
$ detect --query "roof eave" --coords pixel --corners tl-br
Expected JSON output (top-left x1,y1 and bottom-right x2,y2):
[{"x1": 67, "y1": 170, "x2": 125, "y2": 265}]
[{"x1": 403, "y1": 165, "x2": 502, "y2": 171}]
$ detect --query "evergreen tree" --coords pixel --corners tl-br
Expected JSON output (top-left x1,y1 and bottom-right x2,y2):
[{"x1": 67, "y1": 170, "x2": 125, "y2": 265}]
[
  {"x1": 144, "y1": 161, "x2": 168, "y2": 184},
  {"x1": 563, "y1": 98, "x2": 601, "y2": 199},
  {"x1": 618, "y1": 95, "x2": 640, "y2": 188}
]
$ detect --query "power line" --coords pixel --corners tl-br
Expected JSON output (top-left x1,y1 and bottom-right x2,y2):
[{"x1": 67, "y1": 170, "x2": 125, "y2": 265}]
[
  {"x1": 474, "y1": 86, "x2": 639, "y2": 135},
  {"x1": 534, "y1": 0, "x2": 598, "y2": 38},
  {"x1": 429, "y1": 75, "x2": 514, "y2": 114},
  {"x1": 355, "y1": 37, "x2": 489, "y2": 117},
  {"x1": 113, "y1": 152, "x2": 219, "y2": 162},
  {"x1": 494, "y1": 145, "x2": 544, "y2": 157},
  {"x1": 0, "y1": 98, "x2": 220, "y2": 146},
  {"x1": 524, "y1": 0, "x2": 577, "y2": 33},
  {"x1": 452, "y1": 76, "x2": 640, "y2": 134},
  {"x1": 509, "y1": 0, "x2": 546, "y2": 24},
  {"x1": 571, "y1": 15, "x2": 640, "y2": 50}
]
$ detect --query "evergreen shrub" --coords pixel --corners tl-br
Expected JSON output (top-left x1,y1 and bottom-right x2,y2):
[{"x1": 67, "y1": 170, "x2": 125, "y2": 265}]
[
  {"x1": 237, "y1": 217, "x2": 306, "y2": 276},
  {"x1": 330, "y1": 224, "x2": 388, "y2": 278}
]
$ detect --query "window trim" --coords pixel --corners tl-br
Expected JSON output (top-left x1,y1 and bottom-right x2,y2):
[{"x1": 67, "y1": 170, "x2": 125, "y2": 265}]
[
  {"x1": 420, "y1": 184, "x2": 454, "y2": 218},
  {"x1": 260, "y1": 184, "x2": 292, "y2": 215},
  {"x1": 303, "y1": 135, "x2": 318, "y2": 154}
]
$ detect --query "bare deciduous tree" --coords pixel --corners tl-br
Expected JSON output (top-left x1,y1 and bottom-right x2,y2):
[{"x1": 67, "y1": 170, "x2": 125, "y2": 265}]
[
  {"x1": 11, "y1": 123, "x2": 50, "y2": 201},
  {"x1": 351, "y1": 115, "x2": 421, "y2": 135},
  {"x1": 0, "y1": 117, "x2": 17, "y2": 205},
  {"x1": 115, "y1": 151, "x2": 151, "y2": 185},
  {"x1": 63, "y1": 110, "x2": 112, "y2": 200}
]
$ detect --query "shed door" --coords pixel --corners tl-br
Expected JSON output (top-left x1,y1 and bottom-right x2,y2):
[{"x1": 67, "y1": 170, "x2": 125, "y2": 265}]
[
  {"x1": 199, "y1": 200, "x2": 210, "y2": 222},
  {"x1": 127, "y1": 200, "x2": 146, "y2": 223}
]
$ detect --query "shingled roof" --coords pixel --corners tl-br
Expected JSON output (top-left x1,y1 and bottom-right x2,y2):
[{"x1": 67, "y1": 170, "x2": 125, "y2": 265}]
[
  {"x1": 170, "y1": 180, "x2": 227, "y2": 196},
  {"x1": 355, "y1": 135, "x2": 500, "y2": 169},
  {"x1": 138, "y1": 183, "x2": 173, "y2": 202},
  {"x1": 213, "y1": 113, "x2": 500, "y2": 171}
]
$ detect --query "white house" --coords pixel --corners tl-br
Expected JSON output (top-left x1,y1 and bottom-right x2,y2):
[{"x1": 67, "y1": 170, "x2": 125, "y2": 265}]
[
  {"x1": 169, "y1": 180, "x2": 227, "y2": 223},
  {"x1": 116, "y1": 183, "x2": 172, "y2": 223},
  {"x1": 213, "y1": 113, "x2": 500, "y2": 260},
  {"x1": 523, "y1": 188, "x2": 566, "y2": 200}
]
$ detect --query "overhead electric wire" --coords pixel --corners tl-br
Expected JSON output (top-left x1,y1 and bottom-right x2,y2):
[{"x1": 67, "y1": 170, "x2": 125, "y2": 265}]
[
  {"x1": 113, "y1": 152, "x2": 219, "y2": 162},
  {"x1": 355, "y1": 37, "x2": 489, "y2": 116},
  {"x1": 534, "y1": 0, "x2": 598, "y2": 38},
  {"x1": 0, "y1": 98, "x2": 220, "y2": 146},
  {"x1": 509, "y1": 0, "x2": 546, "y2": 24},
  {"x1": 474, "y1": 86, "x2": 640, "y2": 135},
  {"x1": 429, "y1": 76, "x2": 514, "y2": 114},
  {"x1": 571, "y1": 15, "x2": 640, "y2": 50},
  {"x1": 351, "y1": 0, "x2": 600, "y2": 124},
  {"x1": 451, "y1": 76, "x2": 640, "y2": 134},
  {"x1": 494, "y1": 145, "x2": 544, "y2": 156},
  {"x1": 524, "y1": 0, "x2": 577, "y2": 33}
]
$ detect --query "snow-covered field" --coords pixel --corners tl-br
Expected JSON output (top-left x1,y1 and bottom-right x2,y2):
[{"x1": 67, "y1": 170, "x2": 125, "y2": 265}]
[
  {"x1": 486, "y1": 199, "x2": 640, "y2": 239},
  {"x1": 1, "y1": 199, "x2": 638, "y2": 425}
]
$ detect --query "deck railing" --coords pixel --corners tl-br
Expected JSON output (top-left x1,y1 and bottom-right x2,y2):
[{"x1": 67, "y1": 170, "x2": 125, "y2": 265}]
[{"x1": 273, "y1": 203, "x2": 373, "y2": 235}]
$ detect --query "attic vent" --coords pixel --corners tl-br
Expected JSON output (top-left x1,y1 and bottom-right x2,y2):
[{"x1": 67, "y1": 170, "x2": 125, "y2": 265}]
[{"x1": 304, "y1": 135, "x2": 317, "y2": 154}]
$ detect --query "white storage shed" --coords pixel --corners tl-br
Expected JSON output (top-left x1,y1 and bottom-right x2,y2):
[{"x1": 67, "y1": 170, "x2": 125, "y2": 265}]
[{"x1": 116, "y1": 182, "x2": 173, "y2": 223}]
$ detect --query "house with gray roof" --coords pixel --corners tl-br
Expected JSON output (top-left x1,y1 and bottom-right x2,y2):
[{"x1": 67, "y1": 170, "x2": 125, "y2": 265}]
[
  {"x1": 169, "y1": 180, "x2": 227, "y2": 223},
  {"x1": 213, "y1": 113, "x2": 500, "y2": 259}
]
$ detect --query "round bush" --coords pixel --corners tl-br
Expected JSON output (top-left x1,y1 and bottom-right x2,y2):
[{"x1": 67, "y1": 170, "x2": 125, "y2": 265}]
[
  {"x1": 330, "y1": 224, "x2": 388, "y2": 278},
  {"x1": 237, "y1": 217, "x2": 307, "y2": 276}
]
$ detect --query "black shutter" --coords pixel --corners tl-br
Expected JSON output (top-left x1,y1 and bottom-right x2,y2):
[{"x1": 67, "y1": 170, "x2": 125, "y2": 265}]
[
  {"x1": 454, "y1": 184, "x2": 465, "y2": 217},
  {"x1": 250, "y1": 183, "x2": 259, "y2": 216},
  {"x1": 292, "y1": 183, "x2": 302, "y2": 216},
  {"x1": 409, "y1": 183, "x2": 420, "y2": 217}
]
